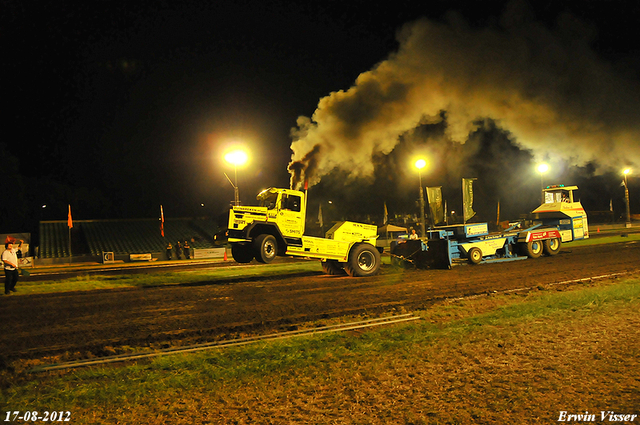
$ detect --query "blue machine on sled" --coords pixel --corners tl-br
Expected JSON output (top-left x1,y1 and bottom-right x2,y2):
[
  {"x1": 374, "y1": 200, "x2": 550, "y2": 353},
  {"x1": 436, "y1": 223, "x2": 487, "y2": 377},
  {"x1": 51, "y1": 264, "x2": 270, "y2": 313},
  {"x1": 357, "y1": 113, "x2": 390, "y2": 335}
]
[{"x1": 390, "y1": 185, "x2": 589, "y2": 269}]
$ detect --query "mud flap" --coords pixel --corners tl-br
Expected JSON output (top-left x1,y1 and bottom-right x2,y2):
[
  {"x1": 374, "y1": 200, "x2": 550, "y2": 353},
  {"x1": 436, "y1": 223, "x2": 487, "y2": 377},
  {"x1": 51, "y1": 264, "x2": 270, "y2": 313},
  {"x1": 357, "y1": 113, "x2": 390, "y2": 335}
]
[
  {"x1": 418, "y1": 239, "x2": 451, "y2": 269},
  {"x1": 391, "y1": 239, "x2": 452, "y2": 269}
]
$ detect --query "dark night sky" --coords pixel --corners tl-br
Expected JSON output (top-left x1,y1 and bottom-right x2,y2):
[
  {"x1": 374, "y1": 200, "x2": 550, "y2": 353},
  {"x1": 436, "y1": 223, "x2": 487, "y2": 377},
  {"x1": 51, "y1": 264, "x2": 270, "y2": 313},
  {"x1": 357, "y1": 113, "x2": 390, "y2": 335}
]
[{"x1": 4, "y1": 0, "x2": 640, "y2": 227}]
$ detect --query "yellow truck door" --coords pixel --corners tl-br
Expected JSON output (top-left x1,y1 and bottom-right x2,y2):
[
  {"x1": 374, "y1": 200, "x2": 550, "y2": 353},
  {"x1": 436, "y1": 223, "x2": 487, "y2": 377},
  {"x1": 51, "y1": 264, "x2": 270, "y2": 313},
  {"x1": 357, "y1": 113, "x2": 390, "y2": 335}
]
[{"x1": 276, "y1": 193, "x2": 304, "y2": 238}]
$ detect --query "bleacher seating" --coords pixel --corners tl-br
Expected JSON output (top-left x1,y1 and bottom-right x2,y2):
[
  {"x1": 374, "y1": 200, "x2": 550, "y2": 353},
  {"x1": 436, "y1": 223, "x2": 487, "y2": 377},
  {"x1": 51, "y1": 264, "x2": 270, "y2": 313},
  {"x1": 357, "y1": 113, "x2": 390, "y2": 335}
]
[
  {"x1": 190, "y1": 218, "x2": 218, "y2": 239},
  {"x1": 39, "y1": 218, "x2": 218, "y2": 258},
  {"x1": 38, "y1": 221, "x2": 71, "y2": 258}
]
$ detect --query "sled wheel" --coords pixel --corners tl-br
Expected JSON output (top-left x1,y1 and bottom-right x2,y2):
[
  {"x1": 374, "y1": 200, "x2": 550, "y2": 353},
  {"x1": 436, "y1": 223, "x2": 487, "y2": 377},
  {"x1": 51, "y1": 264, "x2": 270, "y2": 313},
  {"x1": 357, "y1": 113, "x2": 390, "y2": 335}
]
[
  {"x1": 543, "y1": 238, "x2": 561, "y2": 256},
  {"x1": 523, "y1": 240, "x2": 543, "y2": 259},
  {"x1": 468, "y1": 247, "x2": 482, "y2": 265}
]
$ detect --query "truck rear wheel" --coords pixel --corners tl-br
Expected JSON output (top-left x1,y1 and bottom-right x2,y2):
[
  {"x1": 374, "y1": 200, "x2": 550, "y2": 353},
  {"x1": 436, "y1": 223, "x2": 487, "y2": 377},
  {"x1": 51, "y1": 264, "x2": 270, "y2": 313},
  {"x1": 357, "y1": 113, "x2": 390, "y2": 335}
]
[
  {"x1": 543, "y1": 238, "x2": 561, "y2": 256},
  {"x1": 231, "y1": 244, "x2": 254, "y2": 263},
  {"x1": 321, "y1": 260, "x2": 347, "y2": 275},
  {"x1": 344, "y1": 244, "x2": 381, "y2": 277},
  {"x1": 523, "y1": 240, "x2": 543, "y2": 258},
  {"x1": 468, "y1": 247, "x2": 482, "y2": 265},
  {"x1": 254, "y1": 234, "x2": 277, "y2": 263}
]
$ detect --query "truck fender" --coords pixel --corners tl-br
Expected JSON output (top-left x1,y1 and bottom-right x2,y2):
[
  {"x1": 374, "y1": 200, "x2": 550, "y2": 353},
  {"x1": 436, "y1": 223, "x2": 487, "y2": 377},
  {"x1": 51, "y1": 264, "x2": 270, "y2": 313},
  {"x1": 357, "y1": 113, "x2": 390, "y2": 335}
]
[{"x1": 519, "y1": 229, "x2": 561, "y2": 243}]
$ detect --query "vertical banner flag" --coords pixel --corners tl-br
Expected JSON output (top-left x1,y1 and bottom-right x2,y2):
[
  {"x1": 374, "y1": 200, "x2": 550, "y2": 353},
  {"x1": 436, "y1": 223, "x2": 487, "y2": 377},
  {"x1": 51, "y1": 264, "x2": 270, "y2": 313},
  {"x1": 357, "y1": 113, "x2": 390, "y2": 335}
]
[
  {"x1": 318, "y1": 203, "x2": 324, "y2": 229},
  {"x1": 426, "y1": 187, "x2": 443, "y2": 226},
  {"x1": 462, "y1": 178, "x2": 477, "y2": 223},
  {"x1": 383, "y1": 202, "x2": 388, "y2": 225},
  {"x1": 444, "y1": 200, "x2": 448, "y2": 224},
  {"x1": 160, "y1": 205, "x2": 165, "y2": 237},
  {"x1": 67, "y1": 205, "x2": 73, "y2": 229},
  {"x1": 496, "y1": 200, "x2": 501, "y2": 226}
]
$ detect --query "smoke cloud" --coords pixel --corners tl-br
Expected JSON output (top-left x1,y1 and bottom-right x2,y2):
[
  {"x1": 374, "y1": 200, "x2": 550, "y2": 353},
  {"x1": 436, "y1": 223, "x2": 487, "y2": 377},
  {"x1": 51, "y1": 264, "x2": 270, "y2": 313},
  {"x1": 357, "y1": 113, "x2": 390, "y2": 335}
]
[{"x1": 288, "y1": 6, "x2": 640, "y2": 189}]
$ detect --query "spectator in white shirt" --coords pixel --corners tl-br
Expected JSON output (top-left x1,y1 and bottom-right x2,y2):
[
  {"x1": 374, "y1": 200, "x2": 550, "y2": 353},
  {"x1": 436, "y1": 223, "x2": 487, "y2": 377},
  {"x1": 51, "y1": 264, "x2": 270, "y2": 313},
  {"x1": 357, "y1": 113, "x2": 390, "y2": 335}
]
[{"x1": 2, "y1": 242, "x2": 19, "y2": 294}]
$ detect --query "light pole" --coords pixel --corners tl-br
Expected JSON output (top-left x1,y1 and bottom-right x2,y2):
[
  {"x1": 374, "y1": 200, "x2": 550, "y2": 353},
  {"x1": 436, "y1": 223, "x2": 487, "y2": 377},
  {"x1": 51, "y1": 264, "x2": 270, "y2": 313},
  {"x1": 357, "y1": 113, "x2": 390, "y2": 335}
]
[
  {"x1": 224, "y1": 149, "x2": 248, "y2": 206},
  {"x1": 623, "y1": 168, "x2": 632, "y2": 228},
  {"x1": 537, "y1": 163, "x2": 549, "y2": 204},
  {"x1": 415, "y1": 158, "x2": 427, "y2": 238}
]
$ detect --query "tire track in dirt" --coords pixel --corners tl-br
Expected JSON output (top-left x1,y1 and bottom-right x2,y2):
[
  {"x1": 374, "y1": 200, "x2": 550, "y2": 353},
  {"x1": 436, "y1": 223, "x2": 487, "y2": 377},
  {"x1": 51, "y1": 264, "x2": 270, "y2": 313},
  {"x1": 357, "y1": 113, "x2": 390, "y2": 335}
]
[{"x1": 1, "y1": 241, "x2": 638, "y2": 363}]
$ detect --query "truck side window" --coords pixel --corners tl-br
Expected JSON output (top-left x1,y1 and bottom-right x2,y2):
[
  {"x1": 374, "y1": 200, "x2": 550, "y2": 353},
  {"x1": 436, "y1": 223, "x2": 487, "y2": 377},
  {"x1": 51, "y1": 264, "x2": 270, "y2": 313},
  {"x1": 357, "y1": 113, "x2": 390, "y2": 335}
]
[{"x1": 282, "y1": 195, "x2": 301, "y2": 212}]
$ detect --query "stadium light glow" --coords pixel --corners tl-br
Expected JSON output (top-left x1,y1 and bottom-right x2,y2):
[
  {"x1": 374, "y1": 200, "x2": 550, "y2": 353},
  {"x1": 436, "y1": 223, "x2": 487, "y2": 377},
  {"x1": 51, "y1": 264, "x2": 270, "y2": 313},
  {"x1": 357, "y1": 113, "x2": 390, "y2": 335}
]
[
  {"x1": 623, "y1": 168, "x2": 632, "y2": 228},
  {"x1": 414, "y1": 158, "x2": 428, "y2": 237},
  {"x1": 537, "y1": 163, "x2": 549, "y2": 204},
  {"x1": 223, "y1": 148, "x2": 249, "y2": 206},
  {"x1": 224, "y1": 149, "x2": 248, "y2": 166}
]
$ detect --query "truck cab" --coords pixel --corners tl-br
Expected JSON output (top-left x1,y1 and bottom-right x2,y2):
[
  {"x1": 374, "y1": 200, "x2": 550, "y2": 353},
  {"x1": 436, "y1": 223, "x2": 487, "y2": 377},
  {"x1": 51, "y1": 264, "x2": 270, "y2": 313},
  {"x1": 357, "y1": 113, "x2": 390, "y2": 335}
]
[
  {"x1": 255, "y1": 188, "x2": 306, "y2": 238},
  {"x1": 226, "y1": 188, "x2": 306, "y2": 261}
]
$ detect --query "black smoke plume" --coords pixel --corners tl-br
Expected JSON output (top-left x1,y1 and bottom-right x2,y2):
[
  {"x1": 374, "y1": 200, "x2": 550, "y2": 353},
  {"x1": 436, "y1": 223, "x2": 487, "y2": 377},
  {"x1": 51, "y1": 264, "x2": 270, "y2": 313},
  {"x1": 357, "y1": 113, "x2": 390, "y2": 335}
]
[{"x1": 289, "y1": 5, "x2": 639, "y2": 189}]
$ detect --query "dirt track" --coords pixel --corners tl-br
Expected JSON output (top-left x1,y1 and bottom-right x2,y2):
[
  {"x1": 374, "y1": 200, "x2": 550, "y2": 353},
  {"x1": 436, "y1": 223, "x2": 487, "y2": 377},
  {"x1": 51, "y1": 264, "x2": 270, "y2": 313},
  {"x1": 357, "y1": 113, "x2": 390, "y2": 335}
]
[{"x1": 1, "y1": 240, "x2": 639, "y2": 364}]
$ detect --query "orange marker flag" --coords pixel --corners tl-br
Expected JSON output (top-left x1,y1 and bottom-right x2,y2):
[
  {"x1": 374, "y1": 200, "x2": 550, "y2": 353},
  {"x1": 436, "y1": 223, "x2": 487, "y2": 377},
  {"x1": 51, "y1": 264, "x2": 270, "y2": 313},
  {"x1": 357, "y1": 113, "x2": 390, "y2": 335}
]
[
  {"x1": 67, "y1": 205, "x2": 73, "y2": 229},
  {"x1": 160, "y1": 205, "x2": 165, "y2": 237}
]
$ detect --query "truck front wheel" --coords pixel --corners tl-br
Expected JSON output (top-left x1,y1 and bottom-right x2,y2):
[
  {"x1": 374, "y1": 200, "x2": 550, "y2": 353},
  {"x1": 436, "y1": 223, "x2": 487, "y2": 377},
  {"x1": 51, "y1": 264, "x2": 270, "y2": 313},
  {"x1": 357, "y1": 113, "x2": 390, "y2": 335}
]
[
  {"x1": 231, "y1": 244, "x2": 254, "y2": 263},
  {"x1": 254, "y1": 234, "x2": 278, "y2": 263},
  {"x1": 543, "y1": 238, "x2": 561, "y2": 256},
  {"x1": 344, "y1": 244, "x2": 381, "y2": 277}
]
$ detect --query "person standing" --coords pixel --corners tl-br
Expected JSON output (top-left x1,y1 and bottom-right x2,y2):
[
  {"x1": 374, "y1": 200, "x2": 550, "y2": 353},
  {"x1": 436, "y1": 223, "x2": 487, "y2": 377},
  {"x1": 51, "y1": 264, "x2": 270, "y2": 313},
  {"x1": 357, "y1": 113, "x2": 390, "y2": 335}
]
[
  {"x1": 16, "y1": 239, "x2": 23, "y2": 259},
  {"x1": 2, "y1": 242, "x2": 19, "y2": 294},
  {"x1": 165, "y1": 242, "x2": 173, "y2": 260},
  {"x1": 183, "y1": 240, "x2": 190, "y2": 259}
]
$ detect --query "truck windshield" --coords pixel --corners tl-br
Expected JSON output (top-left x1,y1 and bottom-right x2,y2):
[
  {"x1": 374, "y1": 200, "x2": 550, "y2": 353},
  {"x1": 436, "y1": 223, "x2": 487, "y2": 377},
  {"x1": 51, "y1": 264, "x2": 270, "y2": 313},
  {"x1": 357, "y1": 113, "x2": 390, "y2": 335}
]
[
  {"x1": 259, "y1": 193, "x2": 279, "y2": 209},
  {"x1": 544, "y1": 190, "x2": 571, "y2": 203}
]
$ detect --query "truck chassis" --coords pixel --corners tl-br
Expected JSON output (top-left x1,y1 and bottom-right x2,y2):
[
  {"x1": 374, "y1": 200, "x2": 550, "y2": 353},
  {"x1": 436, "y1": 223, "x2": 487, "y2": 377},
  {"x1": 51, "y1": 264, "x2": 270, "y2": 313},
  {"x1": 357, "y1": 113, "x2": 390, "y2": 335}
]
[{"x1": 221, "y1": 187, "x2": 382, "y2": 277}]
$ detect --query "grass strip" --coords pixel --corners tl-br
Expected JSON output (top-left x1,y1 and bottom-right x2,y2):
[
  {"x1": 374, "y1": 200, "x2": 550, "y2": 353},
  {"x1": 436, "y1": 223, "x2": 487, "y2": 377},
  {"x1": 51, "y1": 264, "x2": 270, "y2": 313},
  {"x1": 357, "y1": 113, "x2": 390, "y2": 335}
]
[
  {"x1": 3, "y1": 277, "x2": 639, "y2": 424},
  {"x1": 17, "y1": 234, "x2": 637, "y2": 296},
  {"x1": 568, "y1": 233, "x2": 640, "y2": 247},
  {"x1": 15, "y1": 261, "x2": 322, "y2": 295}
]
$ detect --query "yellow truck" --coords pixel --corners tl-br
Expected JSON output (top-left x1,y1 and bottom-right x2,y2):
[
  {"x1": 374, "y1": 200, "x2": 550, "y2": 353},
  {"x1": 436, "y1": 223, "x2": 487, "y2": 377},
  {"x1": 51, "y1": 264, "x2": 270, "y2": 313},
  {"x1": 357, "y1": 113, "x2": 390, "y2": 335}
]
[{"x1": 221, "y1": 187, "x2": 382, "y2": 277}]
